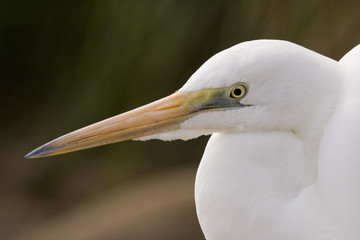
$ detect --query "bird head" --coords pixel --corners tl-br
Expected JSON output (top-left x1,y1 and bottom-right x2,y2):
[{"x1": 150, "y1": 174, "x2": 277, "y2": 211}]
[{"x1": 26, "y1": 40, "x2": 341, "y2": 158}]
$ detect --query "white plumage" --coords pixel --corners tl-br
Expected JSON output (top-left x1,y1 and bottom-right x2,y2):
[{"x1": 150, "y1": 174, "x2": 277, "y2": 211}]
[
  {"x1": 26, "y1": 40, "x2": 360, "y2": 240},
  {"x1": 193, "y1": 41, "x2": 360, "y2": 240}
]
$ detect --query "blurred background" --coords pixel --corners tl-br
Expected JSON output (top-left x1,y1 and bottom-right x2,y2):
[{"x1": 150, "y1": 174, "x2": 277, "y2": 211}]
[{"x1": 1, "y1": 0, "x2": 360, "y2": 239}]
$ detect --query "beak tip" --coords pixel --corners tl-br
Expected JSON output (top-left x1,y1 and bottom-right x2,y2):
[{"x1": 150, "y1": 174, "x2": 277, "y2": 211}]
[
  {"x1": 24, "y1": 149, "x2": 40, "y2": 159},
  {"x1": 24, "y1": 153, "x2": 34, "y2": 159},
  {"x1": 24, "y1": 144, "x2": 53, "y2": 159},
  {"x1": 24, "y1": 151, "x2": 38, "y2": 159}
]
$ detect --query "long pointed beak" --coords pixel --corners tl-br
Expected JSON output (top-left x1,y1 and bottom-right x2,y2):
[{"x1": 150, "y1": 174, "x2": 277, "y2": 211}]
[{"x1": 25, "y1": 89, "x2": 222, "y2": 158}]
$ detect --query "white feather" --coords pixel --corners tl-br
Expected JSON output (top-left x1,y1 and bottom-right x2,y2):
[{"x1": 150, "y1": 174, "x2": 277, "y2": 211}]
[{"x1": 141, "y1": 40, "x2": 360, "y2": 240}]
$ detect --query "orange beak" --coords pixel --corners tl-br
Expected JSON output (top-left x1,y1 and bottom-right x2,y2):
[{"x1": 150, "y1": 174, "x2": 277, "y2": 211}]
[
  {"x1": 25, "y1": 85, "x2": 245, "y2": 158},
  {"x1": 25, "y1": 88, "x2": 228, "y2": 158}
]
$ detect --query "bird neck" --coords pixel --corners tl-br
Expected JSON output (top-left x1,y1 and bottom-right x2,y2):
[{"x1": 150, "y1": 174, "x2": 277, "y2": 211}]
[{"x1": 195, "y1": 131, "x2": 320, "y2": 239}]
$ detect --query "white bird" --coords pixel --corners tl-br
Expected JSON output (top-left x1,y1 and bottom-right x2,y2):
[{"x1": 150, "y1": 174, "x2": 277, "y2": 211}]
[{"x1": 26, "y1": 40, "x2": 360, "y2": 240}]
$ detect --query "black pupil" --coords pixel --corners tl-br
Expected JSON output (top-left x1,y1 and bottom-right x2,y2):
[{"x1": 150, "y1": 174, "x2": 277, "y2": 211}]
[{"x1": 233, "y1": 88, "x2": 242, "y2": 96}]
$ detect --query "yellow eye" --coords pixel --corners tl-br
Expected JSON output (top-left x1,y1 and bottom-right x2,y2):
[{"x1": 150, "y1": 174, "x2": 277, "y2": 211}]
[{"x1": 230, "y1": 84, "x2": 247, "y2": 99}]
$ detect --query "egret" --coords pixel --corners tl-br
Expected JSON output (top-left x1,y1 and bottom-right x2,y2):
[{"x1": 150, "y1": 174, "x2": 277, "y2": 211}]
[{"x1": 26, "y1": 40, "x2": 360, "y2": 240}]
